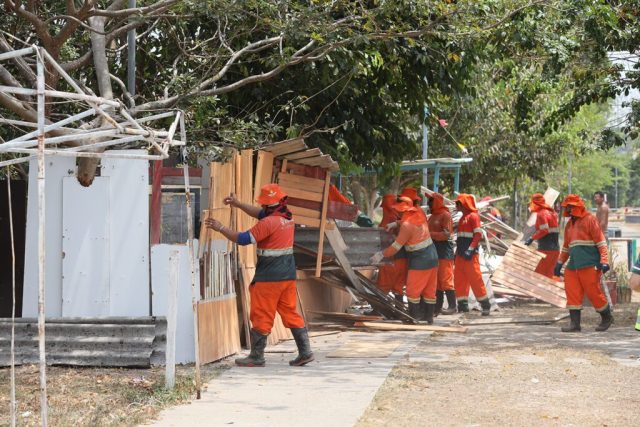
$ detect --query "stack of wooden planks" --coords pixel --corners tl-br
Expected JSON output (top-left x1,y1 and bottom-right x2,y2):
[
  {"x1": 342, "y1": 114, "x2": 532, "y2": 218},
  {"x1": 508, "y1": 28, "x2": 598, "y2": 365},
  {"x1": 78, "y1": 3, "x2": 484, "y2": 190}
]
[{"x1": 490, "y1": 242, "x2": 566, "y2": 307}]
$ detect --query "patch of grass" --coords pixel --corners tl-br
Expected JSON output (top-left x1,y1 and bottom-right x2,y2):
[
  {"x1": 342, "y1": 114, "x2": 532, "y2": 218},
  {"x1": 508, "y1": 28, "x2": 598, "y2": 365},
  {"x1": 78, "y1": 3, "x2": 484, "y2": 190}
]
[{"x1": 0, "y1": 362, "x2": 231, "y2": 426}]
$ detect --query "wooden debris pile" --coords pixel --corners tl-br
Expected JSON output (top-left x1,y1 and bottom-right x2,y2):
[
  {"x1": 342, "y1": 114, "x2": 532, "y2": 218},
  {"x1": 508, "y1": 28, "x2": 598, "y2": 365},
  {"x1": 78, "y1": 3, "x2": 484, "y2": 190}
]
[{"x1": 490, "y1": 242, "x2": 566, "y2": 308}]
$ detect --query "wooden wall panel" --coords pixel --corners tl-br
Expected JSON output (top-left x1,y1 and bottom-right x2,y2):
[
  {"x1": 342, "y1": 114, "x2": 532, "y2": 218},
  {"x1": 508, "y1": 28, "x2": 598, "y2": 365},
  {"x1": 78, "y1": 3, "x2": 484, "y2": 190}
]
[{"x1": 198, "y1": 296, "x2": 241, "y2": 364}]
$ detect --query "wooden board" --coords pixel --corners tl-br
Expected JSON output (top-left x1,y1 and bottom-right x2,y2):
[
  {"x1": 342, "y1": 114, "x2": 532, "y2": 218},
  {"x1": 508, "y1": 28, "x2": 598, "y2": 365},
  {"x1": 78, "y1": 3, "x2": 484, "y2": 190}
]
[
  {"x1": 354, "y1": 321, "x2": 468, "y2": 333},
  {"x1": 326, "y1": 339, "x2": 402, "y2": 358},
  {"x1": 262, "y1": 138, "x2": 306, "y2": 157},
  {"x1": 289, "y1": 205, "x2": 321, "y2": 219},
  {"x1": 307, "y1": 311, "x2": 384, "y2": 322},
  {"x1": 283, "y1": 148, "x2": 321, "y2": 160},
  {"x1": 236, "y1": 150, "x2": 257, "y2": 267},
  {"x1": 278, "y1": 184, "x2": 324, "y2": 202},
  {"x1": 460, "y1": 313, "x2": 569, "y2": 326},
  {"x1": 491, "y1": 271, "x2": 566, "y2": 307},
  {"x1": 198, "y1": 296, "x2": 241, "y2": 364},
  {"x1": 254, "y1": 150, "x2": 274, "y2": 202},
  {"x1": 315, "y1": 173, "x2": 331, "y2": 276},
  {"x1": 278, "y1": 172, "x2": 326, "y2": 192}
]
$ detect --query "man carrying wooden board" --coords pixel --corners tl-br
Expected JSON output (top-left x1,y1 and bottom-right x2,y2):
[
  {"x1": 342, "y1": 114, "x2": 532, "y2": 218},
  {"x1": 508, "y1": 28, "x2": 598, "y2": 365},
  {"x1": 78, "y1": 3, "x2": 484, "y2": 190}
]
[
  {"x1": 206, "y1": 183, "x2": 314, "y2": 367},
  {"x1": 524, "y1": 193, "x2": 561, "y2": 278},
  {"x1": 554, "y1": 194, "x2": 613, "y2": 332}
]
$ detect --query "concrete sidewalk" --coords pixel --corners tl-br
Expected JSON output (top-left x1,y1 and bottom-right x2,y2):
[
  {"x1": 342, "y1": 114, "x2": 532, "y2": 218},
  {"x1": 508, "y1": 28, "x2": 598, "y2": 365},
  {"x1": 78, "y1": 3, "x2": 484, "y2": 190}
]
[{"x1": 147, "y1": 328, "x2": 434, "y2": 427}]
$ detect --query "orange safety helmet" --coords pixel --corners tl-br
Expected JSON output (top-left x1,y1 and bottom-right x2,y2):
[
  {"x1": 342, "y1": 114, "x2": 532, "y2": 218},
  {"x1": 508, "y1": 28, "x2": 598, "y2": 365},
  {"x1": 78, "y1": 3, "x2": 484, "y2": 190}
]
[
  {"x1": 400, "y1": 187, "x2": 422, "y2": 204},
  {"x1": 392, "y1": 196, "x2": 417, "y2": 213},
  {"x1": 256, "y1": 183, "x2": 287, "y2": 206}
]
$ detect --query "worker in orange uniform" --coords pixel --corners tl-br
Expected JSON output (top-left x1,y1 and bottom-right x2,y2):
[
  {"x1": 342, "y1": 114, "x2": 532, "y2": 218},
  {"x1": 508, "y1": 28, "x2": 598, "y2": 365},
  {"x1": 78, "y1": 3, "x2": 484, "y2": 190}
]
[
  {"x1": 206, "y1": 184, "x2": 313, "y2": 367},
  {"x1": 524, "y1": 193, "x2": 560, "y2": 278},
  {"x1": 376, "y1": 194, "x2": 406, "y2": 304},
  {"x1": 454, "y1": 194, "x2": 491, "y2": 315},
  {"x1": 400, "y1": 187, "x2": 427, "y2": 219},
  {"x1": 427, "y1": 192, "x2": 456, "y2": 315},
  {"x1": 371, "y1": 197, "x2": 439, "y2": 323},
  {"x1": 554, "y1": 194, "x2": 613, "y2": 332}
]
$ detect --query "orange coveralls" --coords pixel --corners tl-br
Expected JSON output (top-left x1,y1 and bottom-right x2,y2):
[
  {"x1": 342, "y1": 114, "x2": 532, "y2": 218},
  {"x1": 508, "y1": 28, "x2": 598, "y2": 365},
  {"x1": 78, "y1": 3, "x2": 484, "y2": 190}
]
[
  {"x1": 428, "y1": 194, "x2": 454, "y2": 291},
  {"x1": 454, "y1": 195, "x2": 489, "y2": 304},
  {"x1": 559, "y1": 211, "x2": 609, "y2": 311},
  {"x1": 248, "y1": 214, "x2": 305, "y2": 335},
  {"x1": 531, "y1": 206, "x2": 560, "y2": 278},
  {"x1": 376, "y1": 194, "x2": 407, "y2": 296},
  {"x1": 383, "y1": 210, "x2": 438, "y2": 304}
]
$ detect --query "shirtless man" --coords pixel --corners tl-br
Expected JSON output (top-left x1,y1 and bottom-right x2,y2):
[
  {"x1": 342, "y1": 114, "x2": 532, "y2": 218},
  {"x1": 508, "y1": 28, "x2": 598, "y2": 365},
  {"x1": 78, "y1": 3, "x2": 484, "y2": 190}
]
[{"x1": 593, "y1": 191, "x2": 609, "y2": 235}]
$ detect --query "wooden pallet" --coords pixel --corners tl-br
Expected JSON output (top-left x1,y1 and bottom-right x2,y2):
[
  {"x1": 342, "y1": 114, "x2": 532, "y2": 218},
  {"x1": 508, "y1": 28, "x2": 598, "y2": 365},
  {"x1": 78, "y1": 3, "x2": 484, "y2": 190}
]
[{"x1": 490, "y1": 242, "x2": 566, "y2": 308}]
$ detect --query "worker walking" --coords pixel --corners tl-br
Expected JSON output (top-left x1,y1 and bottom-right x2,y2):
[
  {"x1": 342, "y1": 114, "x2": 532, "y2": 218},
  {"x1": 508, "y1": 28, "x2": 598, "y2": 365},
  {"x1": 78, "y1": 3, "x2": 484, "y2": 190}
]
[
  {"x1": 377, "y1": 194, "x2": 406, "y2": 304},
  {"x1": 372, "y1": 197, "x2": 439, "y2": 323},
  {"x1": 454, "y1": 194, "x2": 491, "y2": 315},
  {"x1": 554, "y1": 194, "x2": 613, "y2": 332},
  {"x1": 524, "y1": 193, "x2": 560, "y2": 278},
  {"x1": 205, "y1": 184, "x2": 313, "y2": 367},
  {"x1": 427, "y1": 192, "x2": 456, "y2": 315}
]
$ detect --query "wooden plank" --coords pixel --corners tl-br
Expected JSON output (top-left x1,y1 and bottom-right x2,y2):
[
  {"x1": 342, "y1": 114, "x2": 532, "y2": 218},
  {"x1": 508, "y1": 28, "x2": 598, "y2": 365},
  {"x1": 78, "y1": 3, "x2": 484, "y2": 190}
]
[
  {"x1": 210, "y1": 159, "x2": 235, "y2": 209},
  {"x1": 490, "y1": 285, "x2": 528, "y2": 297},
  {"x1": 279, "y1": 185, "x2": 324, "y2": 202},
  {"x1": 460, "y1": 313, "x2": 569, "y2": 326},
  {"x1": 288, "y1": 197, "x2": 322, "y2": 211},
  {"x1": 198, "y1": 210, "x2": 210, "y2": 259},
  {"x1": 307, "y1": 310, "x2": 384, "y2": 322},
  {"x1": 499, "y1": 261, "x2": 565, "y2": 291},
  {"x1": 324, "y1": 226, "x2": 370, "y2": 295},
  {"x1": 236, "y1": 149, "x2": 257, "y2": 267},
  {"x1": 508, "y1": 247, "x2": 545, "y2": 263},
  {"x1": 290, "y1": 205, "x2": 321, "y2": 219},
  {"x1": 504, "y1": 269, "x2": 566, "y2": 298},
  {"x1": 315, "y1": 173, "x2": 331, "y2": 277},
  {"x1": 296, "y1": 154, "x2": 332, "y2": 167},
  {"x1": 254, "y1": 150, "x2": 274, "y2": 202},
  {"x1": 262, "y1": 138, "x2": 306, "y2": 156},
  {"x1": 278, "y1": 172, "x2": 326, "y2": 192},
  {"x1": 294, "y1": 215, "x2": 322, "y2": 228},
  {"x1": 354, "y1": 321, "x2": 467, "y2": 333},
  {"x1": 197, "y1": 296, "x2": 241, "y2": 364},
  {"x1": 503, "y1": 253, "x2": 540, "y2": 270},
  {"x1": 283, "y1": 148, "x2": 321, "y2": 160},
  {"x1": 501, "y1": 256, "x2": 540, "y2": 273},
  {"x1": 511, "y1": 241, "x2": 547, "y2": 258},
  {"x1": 491, "y1": 270, "x2": 566, "y2": 306}
]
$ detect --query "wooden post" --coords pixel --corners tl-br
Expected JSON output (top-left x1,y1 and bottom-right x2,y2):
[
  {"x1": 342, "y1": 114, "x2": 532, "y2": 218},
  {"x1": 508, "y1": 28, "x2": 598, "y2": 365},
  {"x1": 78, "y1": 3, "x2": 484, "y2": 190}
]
[
  {"x1": 315, "y1": 172, "x2": 332, "y2": 277},
  {"x1": 180, "y1": 116, "x2": 202, "y2": 399},
  {"x1": 150, "y1": 160, "x2": 163, "y2": 244},
  {"x1": 36, "y1": 47, "x2": 49, "y2": 427},
  {"x1": 165, "y1": 250, "x2": 179, "y2": 389}
]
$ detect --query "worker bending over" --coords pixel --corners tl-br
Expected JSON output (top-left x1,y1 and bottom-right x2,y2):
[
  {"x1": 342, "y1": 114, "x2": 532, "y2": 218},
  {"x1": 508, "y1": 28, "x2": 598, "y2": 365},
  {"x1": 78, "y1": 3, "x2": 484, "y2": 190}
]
[
  {"x1": 554, "y1": 194, "x2": 613, "y2": 332},
  {"x1": 372, "y1": 196, "x2": 439, "y2": 323},
  {"x1": 454, "y1": 194, "x2": 491, "y2": 315},
  {"x1": 524, "y1": 193, "x2": 560, "y2": 278},
  {"x1": 377, "y1": 194, "x2": 406, "y2": 304},
  {"x1": 427, "y1": 192, "x2": 456, "y2": 315},
  {"x1": 206, "y1": 184, "x2": 313, "y2": 367}
]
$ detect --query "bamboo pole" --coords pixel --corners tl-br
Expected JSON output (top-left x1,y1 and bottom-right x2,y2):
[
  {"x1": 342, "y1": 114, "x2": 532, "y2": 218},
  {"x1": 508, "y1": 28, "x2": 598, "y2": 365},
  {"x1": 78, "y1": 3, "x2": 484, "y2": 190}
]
[
  {"x1": 7, "y1": 173, "x2": 16, "y2": 427},
  {"x1": 180, "y1": 116, "x2": 202, "y2": 399},
  {"x1": 36, "y1": 47, "x2": 49, "y2": 427}
]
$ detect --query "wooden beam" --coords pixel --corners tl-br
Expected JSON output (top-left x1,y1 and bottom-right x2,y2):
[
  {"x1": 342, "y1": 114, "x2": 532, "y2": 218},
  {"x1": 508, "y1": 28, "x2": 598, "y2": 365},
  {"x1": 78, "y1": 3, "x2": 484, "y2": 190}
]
[
  {"x1": 279, "y1": 185, "x2": 324, "y2": 202},
  {"x1": 354, "y1": 321, "x2": 468, "y2": 333},
  {"x1": 315, "y1": 172, "x2": 332, "y2": 277},
  {"x1": 262, "y1": 138, "x2": 307, "y2": 157},
  {"x1": 254, "y1": 150, "x2": 274, "y2": 202},
  {"x1": 283, "y1": 148, "x2": 321, "y2": 160}
]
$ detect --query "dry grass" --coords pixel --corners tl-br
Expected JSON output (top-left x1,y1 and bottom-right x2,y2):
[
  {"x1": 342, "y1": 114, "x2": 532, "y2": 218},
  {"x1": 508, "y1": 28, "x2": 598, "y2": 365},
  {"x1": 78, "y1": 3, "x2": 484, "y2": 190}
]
[{"x1": 0, "y1": 362, "x2": 231, "y2": 426}]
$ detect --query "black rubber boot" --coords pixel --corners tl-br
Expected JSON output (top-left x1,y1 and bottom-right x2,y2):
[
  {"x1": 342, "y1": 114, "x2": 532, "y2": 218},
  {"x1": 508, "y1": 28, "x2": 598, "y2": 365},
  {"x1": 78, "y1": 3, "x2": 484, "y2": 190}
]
[
  {"x1": 408, "y1": 301, "x2": 423, "y2": 321},
  {"x1": 434, "y1": 291, "x2": 444, "y2": 316},
  {"x1": 289, "y1": 327, "x2": 315, "y2": 366},
  {"x1": 457, "y1": 300, "x2": 469, "y2": 313},
  {"x1": 595, "y1": 308, "x2": 614, "y2": 332},
  {"x1": 424, "y1": 303, "x2": 435, "y2": 325},
  {"x1": 441, "y1": 290, "x2": 457, "y2": 315},
  {"x1": 561, "y1": 310, "x2": 581, "y2": 332},
  {"x1": 479, "y1": 298, "x2": 491, "y2": 316},
  {"x1": 394, "y1": 293, "x2": 404, "y2": 306},
  {"x1": 235, "y1": 329, "x2": 268, "y2": 367}
]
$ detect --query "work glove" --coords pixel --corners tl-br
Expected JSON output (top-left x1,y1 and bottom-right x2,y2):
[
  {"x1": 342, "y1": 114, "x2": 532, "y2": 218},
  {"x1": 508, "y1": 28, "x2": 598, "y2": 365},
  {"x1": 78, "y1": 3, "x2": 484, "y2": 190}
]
[
  {"x1": 370, "y1": 251, "x2": 384, "y2": 265},
  {"x1": 524, "y1": 237, "x2": 534, "y2": 246},
  {"x1": 384, "y1": 221, "x2": 398, "y2": 232},
  {"x1": 462, "y1": 248, "x2": 474, "y2": 260},
  {"x1": 596, "y1": 263, "x2": 610, "y2": 273},
  {"x1": 553, "y1": 262, "x2": 564, "y2": 277}
]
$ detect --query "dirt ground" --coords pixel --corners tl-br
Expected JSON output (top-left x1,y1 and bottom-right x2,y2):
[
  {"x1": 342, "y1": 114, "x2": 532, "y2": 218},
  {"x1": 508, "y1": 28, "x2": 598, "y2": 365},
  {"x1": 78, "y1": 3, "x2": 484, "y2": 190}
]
[
  {"x1": 357, "y1": 302, "x2": 640, "y2": 427},
  {"x1": 0, "y1": 362, "x2": 231, "y2": 427}
]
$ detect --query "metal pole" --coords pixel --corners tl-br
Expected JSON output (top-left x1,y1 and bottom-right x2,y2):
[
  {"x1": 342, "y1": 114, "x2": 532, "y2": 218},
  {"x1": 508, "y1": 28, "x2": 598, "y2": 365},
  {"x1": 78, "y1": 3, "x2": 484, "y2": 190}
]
[
  {"x1": 180, "y1": 114, "x2": 202, "y2": 398},
  {"x1": 568, "y1": 153, "x2": 572, "y2": 194},
  {"x1": 7, "y1": 174, "x2": 16, "y2": 427},
  {"x1": 614, "y1": 167, "x2": 618, "y2": 208},
  {"x1": 422, "y1": 105, "x2": 429, "y2": 188},
  {"x1": 127, "y1": 0, "x2": 136, "y2": 96},
  {"x1": 36, "y1": 47, "x2": 49, "y2": 427}
]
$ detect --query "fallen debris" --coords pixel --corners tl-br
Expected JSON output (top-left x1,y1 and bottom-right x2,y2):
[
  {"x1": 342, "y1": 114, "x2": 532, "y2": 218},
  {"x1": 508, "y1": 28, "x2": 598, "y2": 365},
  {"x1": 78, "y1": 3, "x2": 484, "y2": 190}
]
[{"x1": 354, "y1": 321, "x2": 468, "y2": 333}]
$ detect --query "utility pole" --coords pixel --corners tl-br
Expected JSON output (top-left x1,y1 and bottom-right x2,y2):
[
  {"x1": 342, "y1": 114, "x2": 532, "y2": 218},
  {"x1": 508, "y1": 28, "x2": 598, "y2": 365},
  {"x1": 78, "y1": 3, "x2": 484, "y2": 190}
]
[
  {"x1": 422, "y1": 105, "x2": 429, "y2": 188},
  {"x1": 614, "y1": 167, "x2": 618, "y2": 208},
  {"x1": 568, "y1": 152, "x2": 572, "y2": 194}
]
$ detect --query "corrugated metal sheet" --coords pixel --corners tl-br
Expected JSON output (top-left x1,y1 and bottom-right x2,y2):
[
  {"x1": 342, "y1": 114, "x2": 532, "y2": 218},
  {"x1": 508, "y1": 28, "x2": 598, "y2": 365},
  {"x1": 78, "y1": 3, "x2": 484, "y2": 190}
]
[
  {"x1": 0, "y1": 317, "x2": 166, "y2": 367},
  {"x1": 294, "y1": 227, "x2": 394, "y2": 266}
]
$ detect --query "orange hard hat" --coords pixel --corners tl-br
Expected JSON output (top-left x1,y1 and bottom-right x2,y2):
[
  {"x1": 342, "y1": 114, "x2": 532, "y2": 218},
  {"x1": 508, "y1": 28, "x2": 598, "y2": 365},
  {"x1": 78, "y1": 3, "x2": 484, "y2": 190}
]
[
  {"x1": 256, "y1": 183, "x2": 287, "y2": 206},
  {"x1": 392, "y1": 196, "x2": 417, "y2": 213},
  {"x1": 400, "y1": 187, "x2": 422, "y2": 203}
]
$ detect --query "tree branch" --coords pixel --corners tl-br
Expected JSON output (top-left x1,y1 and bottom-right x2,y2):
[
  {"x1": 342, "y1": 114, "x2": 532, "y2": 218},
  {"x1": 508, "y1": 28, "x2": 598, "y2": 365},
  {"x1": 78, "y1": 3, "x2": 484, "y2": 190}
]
[
  {"x1": 89, "y1": 0, "x2": 178, "y2": 18},
  {"x1": 0, "y1": 34, "x2": 36, "y2": 85}
]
